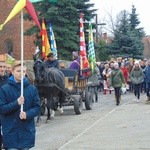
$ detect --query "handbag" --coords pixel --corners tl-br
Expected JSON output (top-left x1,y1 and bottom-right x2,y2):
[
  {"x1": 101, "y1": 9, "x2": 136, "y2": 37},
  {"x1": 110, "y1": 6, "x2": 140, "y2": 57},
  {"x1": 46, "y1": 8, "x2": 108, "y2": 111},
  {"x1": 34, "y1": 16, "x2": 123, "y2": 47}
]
[{"x1": 121, "y1": 83, "x2": 127, "y2": 94}]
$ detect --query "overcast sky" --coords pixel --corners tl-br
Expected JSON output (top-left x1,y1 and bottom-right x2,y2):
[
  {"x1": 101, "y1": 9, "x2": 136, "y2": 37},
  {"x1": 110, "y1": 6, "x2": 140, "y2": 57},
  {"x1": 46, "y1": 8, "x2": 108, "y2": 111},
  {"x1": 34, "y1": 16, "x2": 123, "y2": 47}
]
[{"x1": 90, "y1": 0, "x2": 150, "y2": 35}]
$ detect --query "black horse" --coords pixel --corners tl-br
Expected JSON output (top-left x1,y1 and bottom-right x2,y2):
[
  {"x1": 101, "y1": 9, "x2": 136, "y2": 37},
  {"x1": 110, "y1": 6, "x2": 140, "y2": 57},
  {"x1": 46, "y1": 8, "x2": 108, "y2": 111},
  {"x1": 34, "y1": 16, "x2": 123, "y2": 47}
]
[{"x1": 33, "y1": 59, "x2": 65, "y2": 122}]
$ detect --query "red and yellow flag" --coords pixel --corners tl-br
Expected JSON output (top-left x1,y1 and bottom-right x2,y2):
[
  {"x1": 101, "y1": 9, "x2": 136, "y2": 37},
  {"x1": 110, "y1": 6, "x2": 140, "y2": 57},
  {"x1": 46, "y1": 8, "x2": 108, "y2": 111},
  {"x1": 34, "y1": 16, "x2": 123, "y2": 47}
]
[{"x1": 41, "y1": 18, "x2": 51, "y2": 59}]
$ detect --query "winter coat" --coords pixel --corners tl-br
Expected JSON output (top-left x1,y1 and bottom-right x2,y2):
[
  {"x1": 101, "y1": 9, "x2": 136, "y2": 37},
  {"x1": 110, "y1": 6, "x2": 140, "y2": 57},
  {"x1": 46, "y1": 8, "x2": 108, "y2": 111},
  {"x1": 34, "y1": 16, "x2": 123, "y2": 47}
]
[
  {"x1": 109, "y1": 69, "x2": 125, "y2": 88},
  {"x1": 141, "y1": 65, "x2": 146, "y2": 82},
  {"x1": 102, "y1": 68, "x2": 111, "y2": 80},
  {"x1": 144, "y1": 65, "x2": 150, "y2": 83},
  {"x1": 0, "y1": 75, "x2": 8, "y2": 88},
  {"x1": 120, "y1": 67, "x2": 128, "y2": 83},
  {"x1": 0, "y1": 75, "x2": 9, "y2": 126},
  {"x1": 130, "y1": 67, "x2": 144, "y2": 84},
  {"x1": 0, "y1": 76, "x2": 40, "y2": 149},
  {"x1": 69, "y1": 57, "x2": 80, "y2": 70},
  {"x1": 44, "y1": 59, "x2": 60, "y2": 69}
]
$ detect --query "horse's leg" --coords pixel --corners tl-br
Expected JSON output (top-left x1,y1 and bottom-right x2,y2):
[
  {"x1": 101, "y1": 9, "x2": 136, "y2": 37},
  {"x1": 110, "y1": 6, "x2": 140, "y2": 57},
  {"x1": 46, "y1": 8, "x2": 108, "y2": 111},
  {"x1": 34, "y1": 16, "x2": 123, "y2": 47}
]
[
  {"x1": 46, "y1": 98, "x2": 51, "y2": 123},
  {"x1": 59, "y1": 92, "x2": 65, "y2": 115},
  {"x1": 50, "y1": 97, "x2": 55, "y2": 119},
  {"x1": 36, "y1": 97, "x2": 42, "y2": 124}
]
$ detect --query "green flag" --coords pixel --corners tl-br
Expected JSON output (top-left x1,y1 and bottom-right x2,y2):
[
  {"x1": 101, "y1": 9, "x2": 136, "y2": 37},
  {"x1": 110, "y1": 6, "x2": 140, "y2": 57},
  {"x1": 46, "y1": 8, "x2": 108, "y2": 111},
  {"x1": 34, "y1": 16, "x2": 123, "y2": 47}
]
[{"x1": 88, "y1": 22, "x2": 96, "y2": 74}]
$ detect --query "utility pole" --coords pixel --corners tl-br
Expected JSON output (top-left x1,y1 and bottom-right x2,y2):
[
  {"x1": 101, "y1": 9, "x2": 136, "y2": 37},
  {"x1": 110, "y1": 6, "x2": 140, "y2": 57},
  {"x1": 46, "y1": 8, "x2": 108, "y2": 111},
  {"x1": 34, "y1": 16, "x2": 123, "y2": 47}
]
[{"x1": 95, "y1": 14, "x2": 106, "y2": 43}]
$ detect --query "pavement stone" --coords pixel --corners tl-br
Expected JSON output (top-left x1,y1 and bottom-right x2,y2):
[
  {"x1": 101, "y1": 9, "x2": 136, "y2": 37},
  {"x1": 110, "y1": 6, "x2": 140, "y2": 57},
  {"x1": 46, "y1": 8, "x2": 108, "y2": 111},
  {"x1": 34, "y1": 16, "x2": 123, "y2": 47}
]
[{"x1": 58, "y1": 94, "x2": 150, "y2": 150}]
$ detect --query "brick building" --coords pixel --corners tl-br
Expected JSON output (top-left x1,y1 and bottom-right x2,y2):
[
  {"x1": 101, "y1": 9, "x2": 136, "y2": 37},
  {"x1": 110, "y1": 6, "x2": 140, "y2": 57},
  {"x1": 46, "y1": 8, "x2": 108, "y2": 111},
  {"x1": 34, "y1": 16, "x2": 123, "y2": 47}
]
[
  {"x1": 0, "y1": 0, "x2": 37, "y2": 60},
  {"x1": 142, "y1": 36, "x2": 150, "y2": 58}
]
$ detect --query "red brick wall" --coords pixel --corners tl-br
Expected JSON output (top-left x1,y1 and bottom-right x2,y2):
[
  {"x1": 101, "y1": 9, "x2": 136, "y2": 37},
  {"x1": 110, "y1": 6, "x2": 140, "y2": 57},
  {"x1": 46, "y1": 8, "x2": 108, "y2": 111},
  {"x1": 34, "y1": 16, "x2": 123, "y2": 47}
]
[
  {"x1": 142, "y1": 36, "x2": 150, "y2": 58},
  {"x1": 0, "y1": 0, "x2": 38, "y2": 60}
]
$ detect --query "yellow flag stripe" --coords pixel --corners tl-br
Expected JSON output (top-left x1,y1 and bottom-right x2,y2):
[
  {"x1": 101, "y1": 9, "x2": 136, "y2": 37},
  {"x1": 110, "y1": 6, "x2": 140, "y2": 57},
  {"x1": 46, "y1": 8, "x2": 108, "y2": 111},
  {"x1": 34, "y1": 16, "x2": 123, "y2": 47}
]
[{"x1": 2, "y1": 0, "x2": 26, "y2": 27}]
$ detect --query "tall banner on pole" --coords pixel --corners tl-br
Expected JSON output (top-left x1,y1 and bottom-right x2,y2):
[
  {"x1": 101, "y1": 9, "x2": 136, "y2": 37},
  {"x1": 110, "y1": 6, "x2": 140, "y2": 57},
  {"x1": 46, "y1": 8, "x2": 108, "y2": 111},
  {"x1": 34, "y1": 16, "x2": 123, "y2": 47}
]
[
  {"x1": 88, "y1": 22, "x2": 96, "y2": 74},
  {"x1": 49, "y1": 23, "x2": 58, "y2": 59},
  {"x1": 41, "y1": 18, "x2": 51, "y2": 59},
  {"x1": 79, "y1": 13, "x2": 90, "y2": 76}
]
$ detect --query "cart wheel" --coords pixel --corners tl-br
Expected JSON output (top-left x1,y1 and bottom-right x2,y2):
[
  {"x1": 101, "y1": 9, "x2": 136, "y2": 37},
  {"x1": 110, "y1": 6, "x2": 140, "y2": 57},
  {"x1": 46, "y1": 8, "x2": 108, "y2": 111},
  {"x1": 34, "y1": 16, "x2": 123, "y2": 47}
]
[
  {"x1": 85, "y1": 92, "x2": 93, "y2": 110},
  {"x1": 41, "y1": 101, "x2": 46, "y2": 116},
  {"x1": 73, "y1": 95, "x2": 83, "y2": 115}
]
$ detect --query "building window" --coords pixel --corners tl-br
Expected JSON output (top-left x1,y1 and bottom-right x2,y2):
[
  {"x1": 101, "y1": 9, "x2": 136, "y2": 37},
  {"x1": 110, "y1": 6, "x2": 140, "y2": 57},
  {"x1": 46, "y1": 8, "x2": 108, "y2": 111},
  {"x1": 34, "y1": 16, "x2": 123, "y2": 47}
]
[{"x1": 4, "y1": 39, "x2": 13, "y2": 56}]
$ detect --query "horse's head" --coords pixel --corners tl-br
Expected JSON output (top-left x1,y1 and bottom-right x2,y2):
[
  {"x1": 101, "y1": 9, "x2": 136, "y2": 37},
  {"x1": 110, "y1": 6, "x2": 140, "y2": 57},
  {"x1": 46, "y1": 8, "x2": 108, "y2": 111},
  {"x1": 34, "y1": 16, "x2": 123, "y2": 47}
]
[{"x1": 33, "y1": 59, "x2": 45, "y2": 83}]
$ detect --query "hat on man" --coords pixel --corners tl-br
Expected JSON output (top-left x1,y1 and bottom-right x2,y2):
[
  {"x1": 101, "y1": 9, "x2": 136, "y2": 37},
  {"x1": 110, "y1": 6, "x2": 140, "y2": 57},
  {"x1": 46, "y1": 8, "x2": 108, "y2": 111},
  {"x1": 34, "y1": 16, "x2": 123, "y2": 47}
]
[{"x1": 5, "y1": 54, "x2": 15, "y2": 65}]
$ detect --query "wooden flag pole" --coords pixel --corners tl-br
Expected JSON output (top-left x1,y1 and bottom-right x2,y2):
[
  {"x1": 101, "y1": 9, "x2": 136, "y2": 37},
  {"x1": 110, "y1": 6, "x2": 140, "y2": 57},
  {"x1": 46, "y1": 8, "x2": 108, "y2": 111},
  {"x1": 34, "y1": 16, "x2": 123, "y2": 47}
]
[{"x1": 20, "y1": 9, "x2": 24, "y2": 112}]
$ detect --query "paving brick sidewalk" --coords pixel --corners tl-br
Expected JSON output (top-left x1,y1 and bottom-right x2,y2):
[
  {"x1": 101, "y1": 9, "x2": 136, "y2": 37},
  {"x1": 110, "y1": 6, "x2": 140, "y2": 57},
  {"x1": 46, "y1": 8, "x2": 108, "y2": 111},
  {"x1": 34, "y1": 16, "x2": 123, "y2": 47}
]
[{"x1": 59, "y1": 96, "x2": 150, "y2": 150}]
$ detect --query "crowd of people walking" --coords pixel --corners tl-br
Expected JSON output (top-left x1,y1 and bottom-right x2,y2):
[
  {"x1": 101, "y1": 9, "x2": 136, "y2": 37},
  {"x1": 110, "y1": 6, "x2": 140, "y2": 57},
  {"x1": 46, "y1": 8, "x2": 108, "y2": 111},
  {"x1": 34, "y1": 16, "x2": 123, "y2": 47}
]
[
  {"x1": 1, "y1": 51, "x2": 150, "y2": 149},
  {"x1": 96, "y1": 57, "x2": 150, "y2": 105}
]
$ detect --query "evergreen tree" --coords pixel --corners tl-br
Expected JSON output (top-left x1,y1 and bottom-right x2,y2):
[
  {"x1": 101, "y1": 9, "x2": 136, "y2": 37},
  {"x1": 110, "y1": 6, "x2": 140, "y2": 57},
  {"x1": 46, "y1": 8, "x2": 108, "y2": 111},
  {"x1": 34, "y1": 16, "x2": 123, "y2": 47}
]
[
  {"x1": 96, "y1": 40, "x2": 109, "y2": 61},
  {"x1": 129, "y1": 5, "x2": 145, "y2": 38},
  {"x1": 107, "y1": 7, "x2": 144, "y2": 59},
  {"x1": 25, "y1": 0, "x2": 96, "y2": 60}
]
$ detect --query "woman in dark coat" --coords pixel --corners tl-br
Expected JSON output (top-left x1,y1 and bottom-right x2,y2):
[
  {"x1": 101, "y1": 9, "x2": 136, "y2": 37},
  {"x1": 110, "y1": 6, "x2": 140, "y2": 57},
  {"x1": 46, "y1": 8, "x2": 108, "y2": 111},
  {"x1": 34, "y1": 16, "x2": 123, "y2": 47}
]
[{"x1": 0, "y1": 61, "x2": 40, "y2": 150}]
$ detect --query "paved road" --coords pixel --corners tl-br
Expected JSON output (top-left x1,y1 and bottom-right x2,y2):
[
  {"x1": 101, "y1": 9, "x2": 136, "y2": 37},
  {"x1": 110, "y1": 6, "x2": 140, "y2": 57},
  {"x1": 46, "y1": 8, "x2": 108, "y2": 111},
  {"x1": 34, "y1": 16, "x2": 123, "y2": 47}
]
[{"x1": 31, "y1": 92, "x2": 150, "y2": 150}]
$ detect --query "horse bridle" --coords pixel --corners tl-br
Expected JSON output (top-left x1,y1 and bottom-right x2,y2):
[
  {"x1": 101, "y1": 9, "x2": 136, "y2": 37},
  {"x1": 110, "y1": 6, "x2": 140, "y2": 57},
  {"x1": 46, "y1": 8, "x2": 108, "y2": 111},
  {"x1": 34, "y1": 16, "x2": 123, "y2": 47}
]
[{"x1": 34, "y1": 60, "x2": 56, "y2": 84}]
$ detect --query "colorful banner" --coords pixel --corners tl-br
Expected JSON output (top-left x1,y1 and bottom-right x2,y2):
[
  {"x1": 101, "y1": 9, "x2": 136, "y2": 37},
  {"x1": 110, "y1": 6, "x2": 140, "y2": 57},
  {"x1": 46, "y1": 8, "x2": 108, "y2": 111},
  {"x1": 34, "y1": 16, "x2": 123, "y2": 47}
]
[
  {"x1": 88, "y1": 22, "x2": 96, "y2": 74},
  {"x1": 25, "y1": 0, "x2": 41, "y2": 29},
  {"x1": 79, "y1": 13, "x2": 90, "y2": 76},
  {"x1": 41, "y1": 18, "x2": 51, "y2": 59},
  {"x1": 49, "y1": 23, "x2": 58, "y2": 59},
  {"x1": 0, "y1": 0, "x2": 26, "y2": 30},
  {"x1": 0, "y1": 0, "x2": 41, "y2": 31}
]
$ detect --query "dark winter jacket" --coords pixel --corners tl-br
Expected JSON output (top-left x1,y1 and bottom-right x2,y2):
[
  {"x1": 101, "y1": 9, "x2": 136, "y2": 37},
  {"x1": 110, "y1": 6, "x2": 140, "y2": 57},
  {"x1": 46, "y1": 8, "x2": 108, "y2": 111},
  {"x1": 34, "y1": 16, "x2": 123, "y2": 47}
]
[
  {"x1": 0, "y1": 76, "x2": 40, "y2": 149},
  {"x1": 144, "y1": 65, "x2": 150, "y2": 83},
  {"x1": 0, "y1": 75, "x2": 9, "y2": 126},
  {"x1": 44, "y1": 59, "x2": 60, "y2": 69},
  {"x1": 0, "y1": 75, "x2": 8, "y2": 88}
]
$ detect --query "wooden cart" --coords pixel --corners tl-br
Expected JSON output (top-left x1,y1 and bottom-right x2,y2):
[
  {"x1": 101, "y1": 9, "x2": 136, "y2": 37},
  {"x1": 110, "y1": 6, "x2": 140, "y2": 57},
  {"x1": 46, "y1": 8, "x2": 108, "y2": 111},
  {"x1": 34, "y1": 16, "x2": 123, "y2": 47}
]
[{"x1": 61, "y1": 68, "x2": 93, "y2": 114}]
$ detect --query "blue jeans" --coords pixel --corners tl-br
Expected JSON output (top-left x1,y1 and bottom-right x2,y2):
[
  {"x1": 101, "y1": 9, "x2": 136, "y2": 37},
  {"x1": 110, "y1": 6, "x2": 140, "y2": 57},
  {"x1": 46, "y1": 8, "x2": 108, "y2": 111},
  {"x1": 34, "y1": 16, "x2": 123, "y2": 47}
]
[{"x1": 7, "y1": 148, "x2": 29, "y2": 150}]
